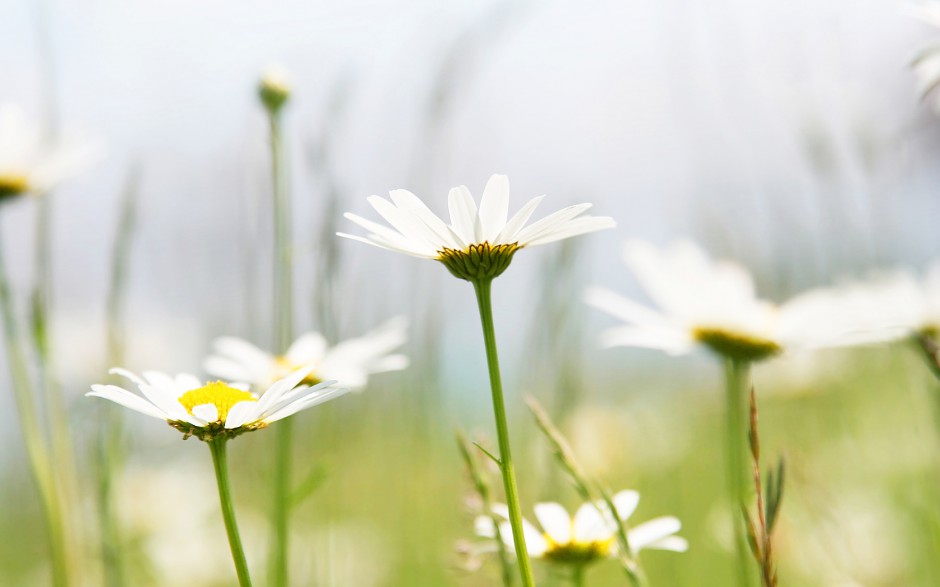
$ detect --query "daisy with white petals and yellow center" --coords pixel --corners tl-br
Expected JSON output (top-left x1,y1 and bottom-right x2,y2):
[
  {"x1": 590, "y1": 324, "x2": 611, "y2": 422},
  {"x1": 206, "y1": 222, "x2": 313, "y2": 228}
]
[
  {"x1": 340, "y1": 174, "x2": 615, "y2": 587},
  {"x1": 204, "y1": 317, "x2": 409, "y2": 392},
  {"x1": 585, "y1": 239, "x2": 888, "y2": 362},
  {"x1": 88, "y1": 366, "x2": 347, "y2": 442},
  {"x1": 475, "y1": 490, "x2": 687, "y2": 566},
  {"x1": 0, "y1": 103, "x2": 102, "y2": 201},
  {"x1": 337, "y1": 174, "x2": 616, "y2": 281}
]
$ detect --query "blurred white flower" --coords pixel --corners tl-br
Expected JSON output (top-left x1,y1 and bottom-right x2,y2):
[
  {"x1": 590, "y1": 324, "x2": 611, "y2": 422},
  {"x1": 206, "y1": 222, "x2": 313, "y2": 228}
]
[
  {"x1": 907, "y1": 3, "x2": 940, "y2": 111},
  {"x1": 475, "y1": 490, "x2": 687, "y2": 565},
  {"x1": 0, "y1": 103, "x2": 102, "y2": 200},
  {"x1": 88, "y1": 366, "x2": 347, "y2": 441},
  {"x1": 831, "y1": 265, "x2": 940, "y2": 338},
  {"x1": 338, "y1": 174, "x2": 615, "y2": 281},
  {"x1": 204, "y1": 317, "x2": 409, "y2": 391},
  {"x1": 585, "y1": 240, "x2": 894, "y2": 361}
]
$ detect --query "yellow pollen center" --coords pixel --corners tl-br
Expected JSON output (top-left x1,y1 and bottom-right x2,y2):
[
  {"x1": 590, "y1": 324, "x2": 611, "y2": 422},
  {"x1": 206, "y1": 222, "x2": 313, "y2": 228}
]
[
  {"x1": 177, "y1": 381, "x2": 256, "y2": 423},
  {"x1": 692, "y1": 327, "x2": 782, "y2": 362},
  {"x1": 544, "y1": 536, "x2": 614, "y2": 565},
  {"x1": 0, "y1": 174, "x2": 30, "y2": 199}
]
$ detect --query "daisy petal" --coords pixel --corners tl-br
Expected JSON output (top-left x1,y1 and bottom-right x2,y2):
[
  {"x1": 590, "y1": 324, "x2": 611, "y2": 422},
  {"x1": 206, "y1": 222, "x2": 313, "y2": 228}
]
[
  {"x1": 478, "y1": 174, "x2": 510, "y2": 242},
  {"x1": 534, "y1": 502, "x2": 572, "y2": 545},
  {"x1": 87, "y1": 385, "x2": 166, "y2": 420},
  {"x1": 628, "y1": 516, "x2": 682, "y2": 551}
]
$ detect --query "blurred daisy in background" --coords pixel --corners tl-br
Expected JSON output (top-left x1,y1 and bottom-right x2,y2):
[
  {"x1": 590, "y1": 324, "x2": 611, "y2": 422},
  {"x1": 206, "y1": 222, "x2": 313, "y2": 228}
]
[
  {"x1": 908, "y1": 2, "x2": 940, "y2": 112},
  {"x1": 87, "y1": 366, "x2": 347, "y2": 441},
  {"x1": 0, "y1": 103, "x2": 103, "y2": 200},
  {"x1": 204, "y1": 317, "x2": 409, "y2": 391},
  {"x1": 585, "y1": 240, "x2": 894, "y2": 362},
  {"x1": 474, "y1": 490, "x2": 687, "y2": 565},
  {"x1": 338, "y1": 174, "x2": 615, "y2": 281}
]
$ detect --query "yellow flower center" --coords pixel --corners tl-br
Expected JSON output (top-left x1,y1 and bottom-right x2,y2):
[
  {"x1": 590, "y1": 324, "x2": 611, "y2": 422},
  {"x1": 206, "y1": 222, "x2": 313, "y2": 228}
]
[
  {"x1": 0, "y1": 174, "x2": 30, "y2": 199},
  {"x1": 543, "y1": 536, "x2": 614, "y2": 565},
  {"x1": 692, "y1": 327, "x2": 782, "y2": 362},
  {"x1": 177, "y1": 381, "x2": 256, "y2": 423},
  {"x1": 437, "y1": 242, "x2": 521, "y2": 281}
]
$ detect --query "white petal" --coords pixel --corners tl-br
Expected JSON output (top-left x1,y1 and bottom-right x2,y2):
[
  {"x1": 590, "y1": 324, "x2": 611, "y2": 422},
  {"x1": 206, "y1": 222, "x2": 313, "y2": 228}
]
[
  {"x1": 87, "y1": 385, "x2": 166, "y2": 420},
  {"x1": 255, "y1": 366, "x2": 316, "y2": 413},
  {"x1": 519, "y1": 519, "x2": 549, "y2": 557},
  {"x1": 494, "y1": 195, "x2": 543, "y2": 245},
  {"x1": 477, "y1": 174, "x2": 510, "y2": 242},
  {"x1": 584, "y1": 287, "x2": 673, "y2": 327},
  {"x1": 475, "y1": 516, "x2": 497, "y2": 539},
  {"x1": 108, "y1": 367, "x2": 146, "y2": 386},
  {"x1": 597, "y1": 325, "x2": 694, "y2": 354},
  {"x1": 336, "y1": 231, "x2": 436, "y2": 259},
  {"x1": 341, "y1": 211, "x2": 427, "y2": 247},
  {"x1": 534, "y1": 502, "x2": 572, "y2": 545},
  {"x1": 573, "y1": 501, "x2": 616, "y2": 543},
  {"x1": 628, "y1": 517, "x2": 682, "y2": 551},
  {"x1": 368, "y1": 195, "x2": 440, "y2": 249},
  {"x1": 611, "y1": 490, "x2": 640, "y2": 521},
  {"x1": 191, "y1": 404, "x2": 219, "y2": 423},
  {"x1": 523, "y1": 215, "x2": 616, "y2": 247},
  {"x1": 261, "y1": 385, "x2": 349, "y2": 423},
  {"x1": 643, "y1": 536, "x2": 689, "y2": 552},
  {"x1": 174, "y1": 373, "x2": 203, "y2": 391},
  {"x1": 514, "y1": 203, "x2": 592, "y2": 245},
  {"x1": 285, "y1": 332, "x2": 328, "y2": 365},
  {"x1": 203, "y1": 357, "x2": 254, "y2": 384},
  {"x1": 389, "y1": 189, "x2": 459, "y2": 249},
  {"x1": 211, "y1": 336, "x2": 271, "y2": 366},
  {"x1": 138, "y1": 384, "x2": 189, "y2": 420},
  {"x1": 141, "y1": 371, "x2": 182, "y2": 394},
  {"x1": 224, "y1": 401, "x2": 259, "y2": 429},
  {"x1": 447, "y1": 185, "x2": 479, "y2": 246}
]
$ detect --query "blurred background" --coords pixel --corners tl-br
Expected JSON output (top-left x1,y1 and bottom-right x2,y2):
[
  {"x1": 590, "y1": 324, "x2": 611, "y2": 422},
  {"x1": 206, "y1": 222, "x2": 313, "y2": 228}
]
[{"x1": 2, "y1": 0, "x2": 940, "y2": 585}]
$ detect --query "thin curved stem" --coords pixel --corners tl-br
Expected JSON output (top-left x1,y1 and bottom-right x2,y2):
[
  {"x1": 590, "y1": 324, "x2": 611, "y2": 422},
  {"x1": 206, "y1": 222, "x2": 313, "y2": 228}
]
[
  {"x1": 725, "y1": 358, "x2": 756, "y2": 587},
  {"x1": 472, "y1": 278, "x2": 535, "y2": 587},
  {"x1": 209, "y1": 438, "x2": 253, "y2": 587},
  {"x1": 267, "y1": 107, "x2": 295, "y2": 587},
  {"x1": 0, "y1": 231, "x2": 70, "y2": 586}
]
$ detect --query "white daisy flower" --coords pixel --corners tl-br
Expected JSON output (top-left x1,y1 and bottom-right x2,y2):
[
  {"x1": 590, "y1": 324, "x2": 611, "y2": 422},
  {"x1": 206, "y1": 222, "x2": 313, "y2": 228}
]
[
  {"x1": 475, "y1": 490, "x2": 687, "y2": 565},
  {"x1": 204, "y1": 317, "x2": 409, "y2": 391},
  {"x1": 338, "y1": 174, "x2": 615, "y2": 281},
  {"x1": 0, "y1": 103, "x2": 103, "y2": 200},
  {"x1": 585, "y1": 240, "x2": 890, "y2": 362},
  {"x1": 87, "y1": 366, "x2": 347, "y2": 441}
]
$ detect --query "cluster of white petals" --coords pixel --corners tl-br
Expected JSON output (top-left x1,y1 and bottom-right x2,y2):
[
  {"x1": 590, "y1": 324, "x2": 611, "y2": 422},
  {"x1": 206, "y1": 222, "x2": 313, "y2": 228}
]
[
  {"x1": 88, "y1": 367, "x2": 346, "y2": 437},
  {"x1": 204, "y1": 317, "x2": 409, "y2": 391},
  {"x1": 338, "y1": 174, "x2": 615, "y2": 260},
  {"x1": 586, "y1": 240, "x2": 898, "y2": 360},
  {"x1": 0, "y1": 103, "x2": 103, "y2": 197},
  {"x1": 475, "y1": 490, "x2": 687, "y2": 562}
]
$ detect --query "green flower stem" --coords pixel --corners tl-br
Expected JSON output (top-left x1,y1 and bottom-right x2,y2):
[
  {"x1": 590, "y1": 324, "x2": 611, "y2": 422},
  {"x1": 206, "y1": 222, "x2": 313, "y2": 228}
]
[
  {"x1": 0, "y1": 235, "x2": 70, "y2": 586},
  {"x1": 724, "y1": 358, "x2": 755, "y2": 587},
  {"x1": 209, "y1": 438, "x2": 254, "y2": 587},
  {"x1": 98, "y1": 173, "x2": 138, "y2": 587},
  {"x1": 572, "y1": 566, "x2": 585, "y2": 587},
  {"x1": 267, "y1": 106, "x2": 295, "y2": 587},
  {"x1": 471, "y1": 278, "x2": 535, "y2": 587}
]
